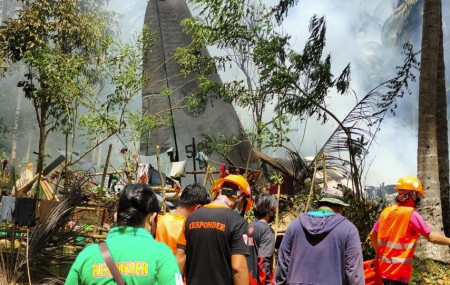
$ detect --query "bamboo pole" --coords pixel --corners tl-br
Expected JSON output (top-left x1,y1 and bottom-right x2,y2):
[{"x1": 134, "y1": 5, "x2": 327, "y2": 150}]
[
  {"x1": 87, "y1": 170, "x2": 127, "y2": 176},
  {"x1": 123, "y1": 149, "x2": 132, "y2": 184},
  {"x1": 45, "y1": 178, "x2": 65, "y2": 190},
  {"x1": 151, "y1": 186, "x2": 178, "y2": 192},
  {"x1": 305, "y1": 156, "x2": 319, "y2": 213},
  {"x1": 185, "y1": 170, "x2": 219, "y2": 175},
  {"x1": 208, "y1": 173, "x2": 214, "y2": 183},
  {"x1": 156, "y1": 146, "x2": 166, "y2": 214},
  {"x1": 26, "y1": 229, "x2": 31, "y2": 285},
  {"x1": 53, "y1": 166, "x2": 62, "y2": 200},
  {"x1": 192, "y1": 138, "x2": 198, "y2": 183},
  {"x1": 95, "y1": 144, "x2": 112, "y2": 235},
  {"x1": 11, "y1": 167, "x2": 16, "y2": 193},
  {"x1": 273, "y1": 182, "x2": 282, "y2": 273},
  {"x1": 0, "y1": 242, "x2": 6, "y2": 283},
  {"x1": 203, "y1": 164, "x2": 210, "y2": 187},
  {"x1": 108, "y1": 162, "x2": 128, "y2": 183},
  {"x1": 10, "y1": 223, "x2": 16, "y2": 278}
]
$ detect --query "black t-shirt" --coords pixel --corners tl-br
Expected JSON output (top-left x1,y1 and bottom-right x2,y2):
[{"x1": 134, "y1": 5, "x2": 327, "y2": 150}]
[
  {"x1": 178, "y1": 204, "x2": 249, "y2": 285},
  {"x1": 246, "y1": 221, "x2": 275, "y2": 285}
]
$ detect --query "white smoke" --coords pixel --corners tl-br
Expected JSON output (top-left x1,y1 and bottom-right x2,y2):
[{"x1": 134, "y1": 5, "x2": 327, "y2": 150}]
[
  {"x1": 265, "y1": 0, "x2": 420, "y2": 186},
  {"x1": 1, "y1": 0, "x2": 444, "y2": 188}
]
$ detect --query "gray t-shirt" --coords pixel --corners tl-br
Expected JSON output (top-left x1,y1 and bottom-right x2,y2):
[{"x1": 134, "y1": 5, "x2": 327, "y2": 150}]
[{"x1": 246, "y1": 220, "x2": 275, "y2": 285}]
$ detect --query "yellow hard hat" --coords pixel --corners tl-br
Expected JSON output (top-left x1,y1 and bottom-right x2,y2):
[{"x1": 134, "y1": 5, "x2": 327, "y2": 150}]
[{"x1": 394, "y1": 176, "x2": 425, "y2": 196}]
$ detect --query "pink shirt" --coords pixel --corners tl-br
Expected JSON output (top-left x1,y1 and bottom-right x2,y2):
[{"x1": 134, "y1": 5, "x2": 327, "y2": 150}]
[{"x1": 373, "y1": 209, "x2": 432, "y2": 236}]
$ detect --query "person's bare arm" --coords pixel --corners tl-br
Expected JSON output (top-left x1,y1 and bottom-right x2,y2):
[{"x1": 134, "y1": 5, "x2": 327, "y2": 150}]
[
  {"x1": 231, "y1": 254, "x2": 249, "y2": 285},
  {"x1": 425, "y1": 232, "x2": 450, "y2": 245},
  {"x1": 368, "y1": 229, "x2": 378, "y2": 254},
  {"x1": 175, "y1": 248, "x2": 186, "y2": 275}
]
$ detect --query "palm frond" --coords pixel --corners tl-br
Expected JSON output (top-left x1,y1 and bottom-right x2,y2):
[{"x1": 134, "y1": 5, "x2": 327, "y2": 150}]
[
  {"x1": 3, "y1": 174, "x2": 90, "y2": 284},
  {"x1": 312, "y1": 43, "x2": 419, "y2": 199}
]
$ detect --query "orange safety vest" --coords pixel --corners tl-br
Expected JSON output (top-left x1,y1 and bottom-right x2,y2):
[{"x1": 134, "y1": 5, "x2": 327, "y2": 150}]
[
  {"x1": 377, "y1": 205, "x2": 418, "y2": 283},
  {"x1": 155, "y1": 213, "x2": 186, "y2": 254}
]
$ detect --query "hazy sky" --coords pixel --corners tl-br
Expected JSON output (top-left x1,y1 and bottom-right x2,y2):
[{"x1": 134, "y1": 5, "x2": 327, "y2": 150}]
[
  {"x1": 105, "y1": 0, "x2": 443, "y2": 187},
  {"x1": 269, "y1": 0, "x2": 418, "y2": 186}
]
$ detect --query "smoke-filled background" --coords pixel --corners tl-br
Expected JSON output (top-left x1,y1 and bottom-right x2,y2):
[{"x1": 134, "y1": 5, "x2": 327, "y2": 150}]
[
  {"x1": 0, "y1": 0, "x2": 149, "y2": 175},
  {"x1": 271, "y1": 0, "x2": 448, "y2": 186},
  {"x1": 0, "y1": 0, "x2": 448, "y2": 187},
  {"x1": 235, "y1": 0, "x2": 449, "y2": 186}
]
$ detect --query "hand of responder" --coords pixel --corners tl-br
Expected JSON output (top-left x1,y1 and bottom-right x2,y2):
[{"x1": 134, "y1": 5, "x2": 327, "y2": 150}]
[{"x1": 425, "y1": 232, "x2": 450, "y2": 246}]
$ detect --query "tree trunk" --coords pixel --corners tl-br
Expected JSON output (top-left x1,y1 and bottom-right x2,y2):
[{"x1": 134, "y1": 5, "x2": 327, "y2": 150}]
[
  {"x1": 36, "y1": 125, "x2": 46, "y2": 175},
  {"x1": 436, "y1": 3, "x2": 450, "y2": 237},
  {"x1": 35, "y1": 102, "x2": 49, "y2": 176},
  {"x1": 10, "y1": 64, "x2": 24, "y2": 165},
  {"x1": 10, "y1": 86, "x2": 22, "y2": 165},
  {"x1": 416, "y1": 0, "x2": 450, "y2": 261},
  {"x1": 25, "y1": 133, "x2": 31, "y2": 163},
  {"x1": 35, "y1": 98, "x2": 50, "y2": 200},
  {"x1": 35, "y1": 123, "x2": 45, "y2": 200}
]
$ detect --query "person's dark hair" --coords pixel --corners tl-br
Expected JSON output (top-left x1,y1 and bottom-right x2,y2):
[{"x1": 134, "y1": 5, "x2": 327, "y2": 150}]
[
  {"x1": 253, "y1": 194, "x2": 277, "y2": 219},
  {"x1": 117, "y1": 183, "x2": 159, "y2": 227},
  {"x1": 179, "y1": 184, "x2": 210, "y2": 207},
  {"x1": 221, "y1": 181, "x2": 239, "y2": 191}
]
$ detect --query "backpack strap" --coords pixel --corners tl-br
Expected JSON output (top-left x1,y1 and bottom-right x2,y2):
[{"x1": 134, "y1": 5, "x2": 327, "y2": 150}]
[{"x1": 99, "y1": 242, "x2": 125, "y2": 285}]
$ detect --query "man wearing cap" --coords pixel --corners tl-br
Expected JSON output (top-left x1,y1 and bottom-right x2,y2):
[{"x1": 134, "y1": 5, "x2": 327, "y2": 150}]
[
  {"x1": 275, "y1": 187, "x2": 364, "y2": 285},
  {"x1": 176, "y1": 174, "x2": 251, "y2": 285}
]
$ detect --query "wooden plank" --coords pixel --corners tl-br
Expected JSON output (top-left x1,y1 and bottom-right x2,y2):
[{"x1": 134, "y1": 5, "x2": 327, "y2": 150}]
[
  {"x1": 16, "y1": 155, "x2": 66, "y2": 196},
  {"x1": 86, "y1": 171, "x2": 126, "y2": 176},
  {"x1": 40, "y1": 180, "x2": 59, "y2": 201},
  {"x1": 16, "y1": 174, "x2": 39, "y2": 197},
  {"x1": 43, "y1": 155, "x2": 65, "y2": 176},
  {"x1": 95, "y1": 144, "x2": 112, "y2": 234},
  {"x1": 185, "y1": 171, "x2": 219, "y2": 175},
  {"x1": 40, "y1": 181, "x2": 51, "y2": 200},
  {"x1": 151, "y1": 186, "x2": 178, "y2": 192}
]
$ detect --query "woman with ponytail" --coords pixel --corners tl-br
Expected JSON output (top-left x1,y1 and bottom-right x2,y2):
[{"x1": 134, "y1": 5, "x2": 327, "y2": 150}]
[{"x1": 66, "y1": 184, "x2": 183, "y2": 285}]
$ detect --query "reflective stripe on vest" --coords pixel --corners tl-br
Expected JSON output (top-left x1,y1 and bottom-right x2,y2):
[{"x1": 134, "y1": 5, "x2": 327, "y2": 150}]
[
  {"x1": 379, "y1": 256, "x2": 414, "y2": 265},
  {"x1": 377, "y1": 205, "x2": 419, "y2": 281},
  {"x1": 377, "y1": 240, "x2": 416, "y2": 250}
]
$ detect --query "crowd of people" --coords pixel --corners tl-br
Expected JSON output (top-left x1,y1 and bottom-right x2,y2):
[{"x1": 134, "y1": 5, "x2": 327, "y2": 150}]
[{"x1": 65, "y1": 175, "x2": 450, "y2": 285}]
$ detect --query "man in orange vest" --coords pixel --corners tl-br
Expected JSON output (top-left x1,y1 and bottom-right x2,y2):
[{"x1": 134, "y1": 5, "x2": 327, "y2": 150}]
[
  {"x1": 369, "y1": 176, "x2": 450, "y2": 285},
  {"x1": 156, "y1": 184, "x2": 210, "y2": 254}
]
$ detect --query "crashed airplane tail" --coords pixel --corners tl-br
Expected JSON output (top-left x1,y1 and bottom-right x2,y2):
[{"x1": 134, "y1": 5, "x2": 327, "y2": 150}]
[{"x1": 141, "y1": 0, "x2": 252, "y2": 179}]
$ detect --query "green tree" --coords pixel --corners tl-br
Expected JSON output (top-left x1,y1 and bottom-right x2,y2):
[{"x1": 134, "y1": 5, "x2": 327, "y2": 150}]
[
  {"x1": 0, "y1": 0, "x2": 114, "y2": 176},
  {"x1": 0, "y1": 0, "x2": 159, "y2": 200},
  {"x1": 176, "y1": 0, "x2": 292, "y2": 153},
  {"x1": 176, "y1": 0, "x2": 350, "y2": 176}
]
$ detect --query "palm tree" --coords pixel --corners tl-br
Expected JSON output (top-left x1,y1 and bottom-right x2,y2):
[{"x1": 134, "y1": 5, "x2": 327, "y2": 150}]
[
  {"x1": 416, "y1": 0, "x2": 450, "y2": 261},
  {"x1": 435, "y1": 2, "x2": 450, "y2": 238}
]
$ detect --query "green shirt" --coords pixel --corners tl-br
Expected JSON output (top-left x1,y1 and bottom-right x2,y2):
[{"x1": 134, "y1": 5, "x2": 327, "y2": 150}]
[{"x1": 65, "y1": 227, "x2": 182, "y2": 285}]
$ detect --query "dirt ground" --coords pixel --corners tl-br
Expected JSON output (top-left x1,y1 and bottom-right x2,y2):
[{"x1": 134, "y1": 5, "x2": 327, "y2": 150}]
[{"x1": 410, "y1": 260, "x2": 450, "y2": 285}]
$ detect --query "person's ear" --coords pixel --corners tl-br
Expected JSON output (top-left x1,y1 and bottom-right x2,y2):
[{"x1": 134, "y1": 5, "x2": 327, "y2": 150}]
[
  {"x1": 149, "y1": 212, "x2": 157, "y2": 225},
  {"x1": 149, "y1": 212, "x2": 158, "y2": 237},
  {"x1": 194, "y1": 204, "x2": 202, "y2": 211}
]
